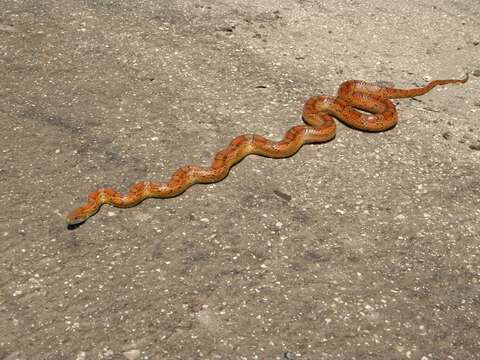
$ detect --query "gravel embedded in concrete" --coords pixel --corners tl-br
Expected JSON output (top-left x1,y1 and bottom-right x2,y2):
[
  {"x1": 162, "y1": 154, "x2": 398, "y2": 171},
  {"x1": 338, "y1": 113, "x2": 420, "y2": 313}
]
[{"x1": 1, "y1": 0, "x2": 479, "y2": 358}]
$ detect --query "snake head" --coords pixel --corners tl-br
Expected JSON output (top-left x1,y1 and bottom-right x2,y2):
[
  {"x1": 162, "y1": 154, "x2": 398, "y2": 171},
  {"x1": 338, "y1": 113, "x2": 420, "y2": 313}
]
[
  {"x1": 65, "y1": 204, "x2": 98, "y2": 226},
  {"x1": 66, "y1": 211, "x2": 87, "y2": 226}
]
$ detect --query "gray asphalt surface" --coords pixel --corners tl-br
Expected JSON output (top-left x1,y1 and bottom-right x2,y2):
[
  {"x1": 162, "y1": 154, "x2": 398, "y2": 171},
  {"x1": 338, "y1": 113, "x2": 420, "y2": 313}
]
[{"x1": 1, "y1": 0, "x2": 479, "y2": 359}]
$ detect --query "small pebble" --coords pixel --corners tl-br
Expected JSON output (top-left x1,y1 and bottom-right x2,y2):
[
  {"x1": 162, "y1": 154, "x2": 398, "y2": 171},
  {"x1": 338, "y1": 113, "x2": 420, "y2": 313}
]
[
  {"x1": 0, "y1": 24, "x2": 18, "y2": 33},
  {"x1": 123, "y1": 349, "x2": 141, "y2": 360},
  {"x1": 75, "y1": 353, "x2": 86, "y2": 360},
  {"x1": 273, "y1": 189, "x2": 292, "y2": 201},
  {"x1": 394, "y1": 214, "x2": 406, "y2": 221}
]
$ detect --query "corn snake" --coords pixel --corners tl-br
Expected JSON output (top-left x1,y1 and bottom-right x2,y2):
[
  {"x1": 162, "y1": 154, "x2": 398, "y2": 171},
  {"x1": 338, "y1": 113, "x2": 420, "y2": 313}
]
[{"x1": 66, "y1": 75, "x2": 468, "y2": 225}]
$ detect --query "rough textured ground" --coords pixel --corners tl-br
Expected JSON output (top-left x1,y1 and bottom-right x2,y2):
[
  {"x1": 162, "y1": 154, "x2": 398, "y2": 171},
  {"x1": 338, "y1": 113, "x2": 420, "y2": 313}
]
[{"x1": 1, "y1": 0, "x2": 479, "y2": 359}]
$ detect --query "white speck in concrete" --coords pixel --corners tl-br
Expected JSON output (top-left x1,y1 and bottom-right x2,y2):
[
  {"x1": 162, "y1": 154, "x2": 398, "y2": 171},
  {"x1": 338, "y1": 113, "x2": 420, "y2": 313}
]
[
  {"x1": 123, "y1": 349, "x2": 141, "y2": 360},
  {"x1": 75, "y1": 352, "x2": 86, "y2": 360}
]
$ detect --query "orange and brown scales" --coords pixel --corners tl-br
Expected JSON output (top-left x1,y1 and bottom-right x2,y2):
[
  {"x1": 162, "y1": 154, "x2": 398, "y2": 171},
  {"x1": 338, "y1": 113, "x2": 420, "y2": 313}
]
[{"x1": 66, "y1": 74, "x2": 468, "y2": 225}]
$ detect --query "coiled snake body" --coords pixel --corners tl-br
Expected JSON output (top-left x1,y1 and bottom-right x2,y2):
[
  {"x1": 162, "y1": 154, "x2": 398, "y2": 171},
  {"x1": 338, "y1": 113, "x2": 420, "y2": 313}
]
[{"x1": 66, "y1": 75, "x2": 468, "y2": 225}]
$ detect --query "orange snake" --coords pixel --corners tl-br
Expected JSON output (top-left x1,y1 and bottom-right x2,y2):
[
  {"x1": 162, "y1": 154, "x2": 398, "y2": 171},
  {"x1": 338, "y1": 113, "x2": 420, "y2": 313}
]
[{"x1": 66, "y1": 75, "x2": 468, "y2": 225}]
